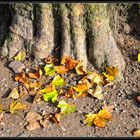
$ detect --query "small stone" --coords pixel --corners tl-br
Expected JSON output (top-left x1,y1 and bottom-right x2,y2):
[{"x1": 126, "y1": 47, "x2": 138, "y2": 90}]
[{"x1": 9, "y1": 61, "x2": 25, "y2": 73}]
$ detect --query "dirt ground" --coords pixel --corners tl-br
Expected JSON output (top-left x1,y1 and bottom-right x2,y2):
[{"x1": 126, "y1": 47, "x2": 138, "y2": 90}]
[{"x1": 0, "y1": 31, "x2": 139, "y2": 137}]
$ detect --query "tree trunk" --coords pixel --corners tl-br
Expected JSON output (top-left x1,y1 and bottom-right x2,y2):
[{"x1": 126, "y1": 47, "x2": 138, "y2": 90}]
[{"x1": 0, "y1": 3, "x2": 130, "y2": 81}]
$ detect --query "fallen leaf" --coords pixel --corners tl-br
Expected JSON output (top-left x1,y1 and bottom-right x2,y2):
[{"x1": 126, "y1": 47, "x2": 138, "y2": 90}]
[
  {"x1": 29, "y1": 81, "x2": 41, "y2": 90},
  {"x1": 40, "y1": 84, "x2": 55, "y2": 93},
  {"x1": 0, "y1": 104, "x2": 3, "y2": 113},
  {"x1": 19, "y1": 85, "x2": 28, "y2": 97},
  {"x1": 76, "y1": 91, "x2": 88, "y2": 98},
  {"x1": 55, "y1": 66, "x2": 68, "y2": 74},
  {"x1": 44, "y1": 64, "x2": 56, "y2": 76},
  {"x1": 15, "y1": 72, "x2": 30, "y2": 90},
  {"x1": 26, "y1": 121, "x2": 41, "y2": 131},
  {"x1": 65, "y1": 88, "x2": 75, "y2": 98},
  {"x1": 52, "y1": 75, "x2": 65, "y2": 87},
  {"x1": 43, "y1": 89, "x2": 58, "y2": 103},
  {"x1": 9, "y1": 100, "x2": 27, "y2": 114},
  {"x1": 25, "y1": 112, "x2": 42, "y2": 122},
  {"x1": 88, "y1": 85, "x2": 103, "y2": 100},
  {"x1": 33, "y1": 93, "x2": 43, "y2": 103},
  {"x1": 49, "y1": 113, "x2": 61, "y2": 124},
  {"x1": 136, "y1": 96, "x2": 140, "y2": 104},
  {"x1": 138, "y1": 53, "x2": 140, "y2": 62},
  {"x1": 57, "y1": 100, "x2": 76, "y2": 116},
  {"x1": 14, "y1": 51, "x2": 26, "y2": 61},
  {"x1": 0, "y1": 112, "x2": 4, "y2": 125},
  {"x1": 102, "y1": 66, "x2": 118, "y2": 81},
  {"x1": 75, "y1": 62, "x2": 87, "y2": 75},
  {"x1": 28, "y1": 68, "x2": 43, "y2": 79},
  {"x1": 61, "y1": 56, "x2": 78, "y2": 70},
  {"x1": 9, "y1": 61, "x2": 26, "y2": 73},
  {"x1": 78, "y1": 78, "x2": 92, "y2": 89},
  {"x1": 133, "y1": 129, "x2": 140, "y2": 137},
  {"x1": 102, "y1": 105, "x2": 114, "y2": 113},
  {"x1": 73, "y1": 83, "x2": 89, "y2": 93},
  {"x1": 83, "y1": 109, "x2": 112, "y2": 128},
  {"x1": 8, "y1": 88, "x2": 19, "y2": 99},
  {"x1": 40, "y1": 114, "x2": 49, "y2": 128}
]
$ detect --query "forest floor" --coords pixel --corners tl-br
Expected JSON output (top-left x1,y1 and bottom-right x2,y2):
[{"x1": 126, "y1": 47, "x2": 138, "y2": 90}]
[{"x1": 0, "y1": 32, "x2": 139, "y2": 137}]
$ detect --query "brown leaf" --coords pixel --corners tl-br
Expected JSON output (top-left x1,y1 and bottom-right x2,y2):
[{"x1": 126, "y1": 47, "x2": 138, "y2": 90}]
[
  {"x1": 25, "y1": 112, "x2": 42, "y2": 122},
  {"x1": 0, "y1": 112, "x2": 4, "y2": 125},
  {"x1": 65, "y1": 88, "x2": 75, "y2": 98},
  {"x1": 136, "y1": 96, "x2": 140, "y2": 104},
  {"x1": 19, "y1": 85, "x2": 28, "y2": 98},
  {"x1": 26, "y1": 120, "x2": 41, "y2": 131},
  {"x1": 33, "y1": 93, "x2": 43, "y2": 103},
  {"x1": 28, "y1": 68, "x2": 42, "y2": 79},
  {"x1": 49, "y1": 113, "x2": 61, "y2": 124},
  {"x1": 102, "y1": 105, "x2": 114, "y2": 113},
  {"x1": 29, "y1": 81, "x2": 41, "y2": 90},
  {"x1": 40, "y1": 114, "x2": 49, "y2": 128}
]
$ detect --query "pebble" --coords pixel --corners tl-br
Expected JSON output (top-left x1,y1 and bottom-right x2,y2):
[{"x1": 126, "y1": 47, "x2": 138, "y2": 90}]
[{"x1": 9, "y1": 61, "x2": 25, "y2": 73}]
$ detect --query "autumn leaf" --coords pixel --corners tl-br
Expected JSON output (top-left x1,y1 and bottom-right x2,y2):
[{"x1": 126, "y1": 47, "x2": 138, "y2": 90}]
[
  {"x1": 14, "y1": 51, "x2": 26, "y2": 61},
  {"x1": 15, "y1": 72, "x2": 30, "y2": 90},
  {"x1": 55, "y1": 66, "x2": 68, "y2": 74},
  {"x1": 61, "y1": 56, "x2": 78, "y2": 70},
  {"x1": 52, "y1": 75, "x2": 65, "y2": 87},
  {"x1": 73, "y1": 83, "x2": 89, "y2": 93},
  {"x1": 138, "y1": 53, "x2": 140, "y2": 62},
  {"x1": 83, "y1": 113, "x2": 97, "y2": 126},
  {"x1": 28, "y1": 68, "x2": 43, "y2": 79},
  {"x1": 0, "y1": 104, "x2": 3, "y2": 113},
  {"x1": 40, "y1": 84, "x2": 55, "y2": 93},
  {"x1": 44, "y1": 64, "x2": 56, "y2": 76},
  {"x1": 65, "y1": 88, "x2": 75, "y2": 98},
  {"x1": 76, "y1": 91, "x2": 88, "y2": 98},
  {"x1": 57, "y1": 100, "x2": 76, "y2": 116},
  {"x1": 19, "y1": 85, "x2": 28, "y2": 98},
  {"x1": 88, "y1": 85, "x2": 103, "y2": 100},
  {"x1": 83, "y1": 109, "x2": 112, "y2": 128},
  {"x1": 33, "y1": 93, "x2": 43, "y2": 104},
  {"x1": 26, "y1": 121, "x2": 41, "y2": 131},
  {"x1": 75, "y1": 62, "x2": 87, "y2": 75},
  {"x1": 86, "y1": 72, "x2": 103, "y2": 85},
  {"x1": 102, "y1": 66, "x2": 118, "y2": 81},
  {"x1": 49, "y1": 113, "x2": 62, "y2": 124},
  {"x1": 8, "y1": 88, "x2": 20, "y2": 99},
  {"x1": 133, "y1": 129, "x2": 140, "y2": 137},
  {"x1": 9, "y1": 100, "x2": 27, "y2": 114},
  {"x1": 40, "y1": 114, "x2": 49, "y2": 128},
  {"x1": 29, "y1": 81, "x2": 41, "y2": 90},
  {"x1": 78, "y1": 78, "x2": 92, "y2": 89},
  {"x1": 43, "y1": 89, "x2": 58, "y2": 103}
]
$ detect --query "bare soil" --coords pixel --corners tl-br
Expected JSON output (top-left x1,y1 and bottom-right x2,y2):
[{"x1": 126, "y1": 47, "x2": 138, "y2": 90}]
[{"x1": 0, "y1": 32, "x2": 139, "y2": 137}]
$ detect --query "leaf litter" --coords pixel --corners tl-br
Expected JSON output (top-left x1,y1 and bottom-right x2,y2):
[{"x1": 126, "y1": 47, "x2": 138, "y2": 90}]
[{"x1": 4, "y1": 56, "x2": 121, "y2": 130}]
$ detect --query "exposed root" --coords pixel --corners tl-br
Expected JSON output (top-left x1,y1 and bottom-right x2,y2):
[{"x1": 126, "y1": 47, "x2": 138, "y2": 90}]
[{"x1": 33, "y1": 4, "x2": 55, "y2": 59}]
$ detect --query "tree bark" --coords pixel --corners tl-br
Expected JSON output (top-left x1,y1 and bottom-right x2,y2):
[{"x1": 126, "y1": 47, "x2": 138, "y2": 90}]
[{"x1": 0, "y1": 3, "x2": 130, "y2": 81}]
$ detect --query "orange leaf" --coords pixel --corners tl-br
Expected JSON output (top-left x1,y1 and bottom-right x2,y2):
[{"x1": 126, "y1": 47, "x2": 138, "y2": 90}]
[
  {"x1": 55, "y1": 66, "x2": 68, "y2": 74},
  {"x1": 61, "y1": 56, "x2": 78, "y2": 70},
  {"x1": 49, "y1": 113, "x2": 61, "y2": 124},
  {"x1": 65, "y1": 88, "x2": 75, "y2": 98},
  {"x1": 28, "y1": 68, "x2": 42, "y2": 79},
  {"x1": 75, "y1": 62, "x2": 87, "y2": 75}
]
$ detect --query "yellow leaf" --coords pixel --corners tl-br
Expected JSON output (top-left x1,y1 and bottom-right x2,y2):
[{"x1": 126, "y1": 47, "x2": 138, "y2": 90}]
[
  {"x1": 8, "y1": 88, "x2": 20, "y2": 99},
  {"x1": 73, "y1": 83, "x2": 89, "y2": 93},
  {"x1": 133, "y1": 129, "x2": 140, "y2": 137},
  {"x1": 102, "y1": 66, "x2": 118, "y2": 81},
  {"x1": 52, "y1": 75, "x2": 65, "y2": 87},
  {"x1": 14, "y1": 51, "x2": 26, "y2": 61},
  {"x1": 9, "y1": 100, "x2": 27, "y2": 114},
  {"x1": 40, "y1": 84, "x2": 55, "y2": 93},
  {"x1": 29, "y1": 81, "x2": 41, "y2": 90},
  {"x1": 0, "y1": 104, "x2": 3, "y2": 113},
  {"x1": 75, "y1": 62, "x2": 87, "y2": 75},
  {"x1": 138, "y1": 53, "x2": 140, "y2": 62}
]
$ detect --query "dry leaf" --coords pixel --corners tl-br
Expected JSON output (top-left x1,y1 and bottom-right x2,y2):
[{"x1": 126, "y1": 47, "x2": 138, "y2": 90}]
[
  {"x1": 40, "y1": 84, "x2": 55, "y2": 93},
  {"x1": 136, "y1": 96, "x2": 140, "y2": 104},
  {"x1": 29, "y1": 81, "x2": 41, "y2": 90},
  {"x1": 138, "y1": 53, "x2": 140, "y2": 62},
  {"x1": 8, "y1": 88, "x2": 19, "y2": 99},
  {"x1": 133, "y1": 129, "x2": 140, "y2": 137},
  {"x1": 14, "y1": 51, "x2": 26, "y2": 61},
  {"x1": 102, "y1": 66, "x2": 118, "y2": 81},
  {"x1": 0, "y1": 112, "x2": 4, "y2": 125},
  {"x1": 49, "y1": 113, "x2": 61, "y2": 124},
  {"x1": 25, "y1": 112, "x2": 42, "y2": 122},
  {"x1": 33, "y1": 93, "x2": 43, "y2": 103},
  {"x1": 73, "y1": 83, "x2": 89, "y2": 93},
  {"x1": 75, "y1": 62, "x2": 87, "y2": 75},
  {"x1": 76, "y1": 91, "x2": 88, "y2": 98},
  {"x1": 28, "y1": 68, "x2": 42, "y2": 79},
  {"x1": 55, "y1": 66, "x2": 68, "y2": 74},
  {"x1": 65, "y1": 88, "x2": 75, "y2": 98},
  {"x1": 40, "y1": 115, "x2": 49, "y2": 128},
  {"x1": 88, "y1": 85, "x2": 103, "y2": 100},
  {"x1": 102, "y1": 105, "x2": 114, "y2": 113},
  {"x1": 61, "y1": 56, "x2": 78, "y2": 70},
  {"x1": 9, "y1": 100, "x2": 27, "y2": 114},
  {"x1": 19, "y1": 85, "x2": 28, "y2": 97},
  {"x1": 78, "y1": 78, "x2": 92, "y2": 89},
  {"x1": 26, "y1": 121, "x2": 41, "y2": 131}
]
